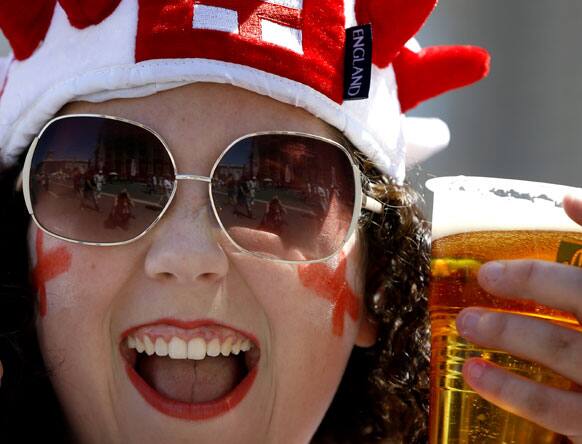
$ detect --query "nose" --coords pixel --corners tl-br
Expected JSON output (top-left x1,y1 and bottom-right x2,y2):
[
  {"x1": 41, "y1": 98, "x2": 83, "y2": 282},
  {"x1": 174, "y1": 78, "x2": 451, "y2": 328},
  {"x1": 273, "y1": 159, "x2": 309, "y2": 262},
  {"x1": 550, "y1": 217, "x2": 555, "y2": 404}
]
[{"x1": 144, "y1": 184, "x2": 229, "y2": 285}]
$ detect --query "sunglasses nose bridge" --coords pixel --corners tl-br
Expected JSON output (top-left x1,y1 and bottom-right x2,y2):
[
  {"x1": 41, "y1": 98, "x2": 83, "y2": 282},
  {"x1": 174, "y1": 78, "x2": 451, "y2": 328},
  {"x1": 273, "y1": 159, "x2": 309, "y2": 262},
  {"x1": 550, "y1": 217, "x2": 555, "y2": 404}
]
[
  {"x1": 175, "y1": 174, "x2": 212, "y2": 183},
  {"x1": 173, "y1": 174, "x2": 216, "y2": 222}
]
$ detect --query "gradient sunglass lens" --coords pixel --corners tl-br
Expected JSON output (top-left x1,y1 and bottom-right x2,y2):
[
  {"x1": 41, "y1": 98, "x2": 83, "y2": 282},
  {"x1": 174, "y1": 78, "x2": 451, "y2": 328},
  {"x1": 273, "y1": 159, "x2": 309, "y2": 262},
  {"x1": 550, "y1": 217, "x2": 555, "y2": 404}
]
[
  {"x1": 29, "y1": 116, "x2": 175, "y2": 244},
  {"x1": 210, "y1": 134, "x2": 356, "y2": 261}
]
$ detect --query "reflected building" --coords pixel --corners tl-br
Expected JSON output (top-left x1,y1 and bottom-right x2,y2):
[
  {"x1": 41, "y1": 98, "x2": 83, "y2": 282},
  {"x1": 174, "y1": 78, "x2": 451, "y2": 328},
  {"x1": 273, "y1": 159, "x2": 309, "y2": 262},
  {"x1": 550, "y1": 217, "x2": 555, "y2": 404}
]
[
  {"x1": 215, "y1": 163, "x2": 244, "y2": 182},
  {"x1": 35, "y1": 158, "x2": 89, "y2": 176},
  {"x1": 92, "y1": 131, "x2": 174, "y2": 181},
  {"x1": 251, "y1": 136, "x2": 335, "y2": 190}
]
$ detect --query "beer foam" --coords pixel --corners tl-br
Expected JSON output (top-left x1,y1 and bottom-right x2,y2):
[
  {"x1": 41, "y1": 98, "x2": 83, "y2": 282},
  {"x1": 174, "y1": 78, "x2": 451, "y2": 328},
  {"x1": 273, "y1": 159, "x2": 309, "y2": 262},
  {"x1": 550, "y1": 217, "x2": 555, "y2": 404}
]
[{"x1": 427, "y1": 176, "x2": 582, "y2": 240}]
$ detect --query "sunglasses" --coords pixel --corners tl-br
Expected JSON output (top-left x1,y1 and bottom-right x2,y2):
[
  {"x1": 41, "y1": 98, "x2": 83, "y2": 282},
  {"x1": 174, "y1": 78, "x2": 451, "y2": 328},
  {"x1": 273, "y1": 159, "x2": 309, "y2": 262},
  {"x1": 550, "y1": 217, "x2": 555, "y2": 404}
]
[{"x1": 22, "y1": 114, "x2": 383, "y2": 263}]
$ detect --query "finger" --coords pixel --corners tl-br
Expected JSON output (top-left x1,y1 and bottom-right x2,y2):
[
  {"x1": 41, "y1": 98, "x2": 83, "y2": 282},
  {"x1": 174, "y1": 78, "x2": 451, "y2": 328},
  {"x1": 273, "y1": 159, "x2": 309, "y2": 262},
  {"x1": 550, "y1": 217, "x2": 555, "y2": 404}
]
[
  {"x1": 564, "y1": 194, "x2": 582, "y2": 226},
  {"x1": 478, "y1": 260, "x2": 582, "y2": 322},
  {"x1": 227, "y1": 227, "x2": 305, "y2": 261},
  {"x1": 457, "y1": 308, "x2": 582, "y2": 386},
  {"x1": 463, "y1": 357, "x2": 582, "y2": 438}
]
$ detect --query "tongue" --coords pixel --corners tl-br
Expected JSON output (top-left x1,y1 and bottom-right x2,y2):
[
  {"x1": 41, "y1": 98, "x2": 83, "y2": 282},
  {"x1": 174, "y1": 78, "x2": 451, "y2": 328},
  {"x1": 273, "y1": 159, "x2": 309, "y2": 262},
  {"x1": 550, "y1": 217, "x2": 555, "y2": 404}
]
[{"x1": 137, "y1": 355, "x2": 243, "y2": 403}]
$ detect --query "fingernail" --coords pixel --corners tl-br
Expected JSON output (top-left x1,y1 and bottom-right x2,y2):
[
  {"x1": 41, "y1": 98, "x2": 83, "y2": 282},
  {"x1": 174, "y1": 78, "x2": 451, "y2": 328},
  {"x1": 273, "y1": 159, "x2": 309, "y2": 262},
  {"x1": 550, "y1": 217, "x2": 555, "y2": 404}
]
[
  {"x1": 467, "y1": 360, "x2": 486, "y2": 381},
  {"x1": 481, "y1": 261, "x2": 505, "y2": 284},
  {"x1": 458, "y1": 310, "x2": 481, "y2": 335},
  {"x1": 566, "y1": 192, "x2": 582, "y2": 204}
]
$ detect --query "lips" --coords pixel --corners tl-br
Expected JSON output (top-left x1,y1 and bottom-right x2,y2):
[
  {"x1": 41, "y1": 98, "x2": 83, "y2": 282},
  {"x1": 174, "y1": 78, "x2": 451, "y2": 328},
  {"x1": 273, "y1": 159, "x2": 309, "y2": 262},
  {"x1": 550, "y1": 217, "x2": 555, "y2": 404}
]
[{"x1": 121, "y1": 319, "x2": 260, "y2": 420}]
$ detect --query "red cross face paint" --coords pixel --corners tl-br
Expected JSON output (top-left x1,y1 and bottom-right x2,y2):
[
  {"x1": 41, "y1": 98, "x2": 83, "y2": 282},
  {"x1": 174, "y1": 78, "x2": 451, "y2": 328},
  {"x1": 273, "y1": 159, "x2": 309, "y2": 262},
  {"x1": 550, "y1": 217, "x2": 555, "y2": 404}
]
[
  {"x1": 298, "y1": 251, "x2": 360, "y2": 337},
  {"x1": 32, "y1": 229, "x2": 72, "y2": 318}
]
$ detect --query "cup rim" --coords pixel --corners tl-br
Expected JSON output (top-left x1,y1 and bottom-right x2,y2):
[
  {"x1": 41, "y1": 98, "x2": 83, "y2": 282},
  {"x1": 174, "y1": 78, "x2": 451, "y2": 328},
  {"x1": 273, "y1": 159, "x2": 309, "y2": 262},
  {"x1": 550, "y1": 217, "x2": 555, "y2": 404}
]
[{"x1": 426, "y1": 175, "x2": 582, "y2": 203}]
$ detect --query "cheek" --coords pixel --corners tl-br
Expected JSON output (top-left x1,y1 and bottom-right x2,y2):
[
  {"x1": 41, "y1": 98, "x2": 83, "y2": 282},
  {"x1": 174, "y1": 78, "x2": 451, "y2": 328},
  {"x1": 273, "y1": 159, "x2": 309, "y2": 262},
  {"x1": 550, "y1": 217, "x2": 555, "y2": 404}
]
[
  {"x1": 230, "y1": 251, "x2": 362, "y2": 420},
  {"x1": 297, "y1": 251, "x2": 361, "y2": 337},
  {"x1": 230, "y1": 236, "x2": 363, "y2": 342},
  {"x1": 30, "y1": 228, "x2": 129, "y2": 320},
  {"x1": 31, "y1": 229, "x2": 73, "y2": 318}
]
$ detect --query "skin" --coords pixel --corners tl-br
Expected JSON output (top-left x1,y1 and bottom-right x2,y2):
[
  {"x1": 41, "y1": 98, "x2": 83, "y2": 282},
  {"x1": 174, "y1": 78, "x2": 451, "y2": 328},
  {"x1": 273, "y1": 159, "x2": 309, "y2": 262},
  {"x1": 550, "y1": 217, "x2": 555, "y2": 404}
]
[
  {"x1": 456, "y1": 195, "x2": 582, "y2": 443},
  {"x1": 298, "y1": 251, "x2": 360, "y2": 337},
  {"x1": 26, "y1": 83, "x2": 377, "y2": 444},
  {"x1": 11, "y1": 81, "x2": 582, "y2": 441},
  {"x1": 32, "y1": 229, "x2": 72, "y2": 318}
]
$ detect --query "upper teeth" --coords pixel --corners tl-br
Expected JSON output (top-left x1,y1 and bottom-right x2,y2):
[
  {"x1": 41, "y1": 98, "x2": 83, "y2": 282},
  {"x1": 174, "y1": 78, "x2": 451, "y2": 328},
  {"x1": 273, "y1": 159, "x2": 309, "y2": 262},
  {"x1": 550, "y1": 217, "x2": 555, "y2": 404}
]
[{"x1": 127, "y1": 335, "x2": 252, "y2": 360}]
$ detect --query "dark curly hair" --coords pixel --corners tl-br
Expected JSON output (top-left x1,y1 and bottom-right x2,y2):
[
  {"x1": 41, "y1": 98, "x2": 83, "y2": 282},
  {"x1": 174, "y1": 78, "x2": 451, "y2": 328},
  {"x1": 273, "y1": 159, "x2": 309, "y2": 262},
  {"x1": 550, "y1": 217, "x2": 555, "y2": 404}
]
[
  {"x1": 312, "y1": 145, "x2": 431, "y2": 444},
  {"x1": 0, "y1": 147, "x2": 431, "y2": 443},
  {"x1": 0, "y1": 162, "x2": 70, "y2": 442}
]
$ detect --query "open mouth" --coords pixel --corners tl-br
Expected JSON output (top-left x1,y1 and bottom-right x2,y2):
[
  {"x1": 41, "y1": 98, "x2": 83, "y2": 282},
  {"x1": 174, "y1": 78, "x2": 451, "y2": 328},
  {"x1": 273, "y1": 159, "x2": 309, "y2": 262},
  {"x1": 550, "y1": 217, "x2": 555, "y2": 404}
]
[{"x1": 121, "y1": 321, "x2": 260, "y2": 420}]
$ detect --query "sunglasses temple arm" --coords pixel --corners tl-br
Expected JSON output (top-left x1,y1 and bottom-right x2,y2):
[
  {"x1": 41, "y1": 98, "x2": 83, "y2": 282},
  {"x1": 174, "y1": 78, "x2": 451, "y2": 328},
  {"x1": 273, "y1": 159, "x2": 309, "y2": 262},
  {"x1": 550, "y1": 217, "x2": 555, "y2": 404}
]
[
  {"x1": 19, "y1": 137, "x2": 38, "y2": 215},
  {"x1": 361, "y1": 194, "x2": 384, "y2": 214},
  {"x1": 15, "y1": 171, "x2": 24, "y2": 192}
]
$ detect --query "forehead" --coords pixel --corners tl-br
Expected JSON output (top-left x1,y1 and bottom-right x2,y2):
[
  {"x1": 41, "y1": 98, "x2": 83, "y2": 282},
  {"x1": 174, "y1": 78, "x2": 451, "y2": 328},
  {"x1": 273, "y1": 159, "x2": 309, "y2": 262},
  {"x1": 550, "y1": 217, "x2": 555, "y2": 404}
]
[{"x1": 60, "y1": 83, "x2": 344, "y2": 173}]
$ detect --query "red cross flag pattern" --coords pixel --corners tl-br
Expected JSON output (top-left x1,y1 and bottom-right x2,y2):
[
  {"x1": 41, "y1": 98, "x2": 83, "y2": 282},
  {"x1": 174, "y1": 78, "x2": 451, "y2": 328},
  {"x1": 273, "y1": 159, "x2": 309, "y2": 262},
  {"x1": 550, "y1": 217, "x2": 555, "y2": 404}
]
[
  {"x1": 193, "y1": 0, "x2": 303, "y2": 54},
  {"x1": 136, "y1": 0, "x2": 346, "y2": 103}
]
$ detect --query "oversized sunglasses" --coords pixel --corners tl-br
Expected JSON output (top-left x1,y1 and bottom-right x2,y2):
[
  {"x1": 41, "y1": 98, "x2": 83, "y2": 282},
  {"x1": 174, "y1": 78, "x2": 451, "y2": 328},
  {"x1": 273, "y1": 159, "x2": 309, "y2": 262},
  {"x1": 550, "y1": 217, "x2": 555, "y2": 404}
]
[{"x1": 22, "y1": 114, "x2": 382, "y2": 263}]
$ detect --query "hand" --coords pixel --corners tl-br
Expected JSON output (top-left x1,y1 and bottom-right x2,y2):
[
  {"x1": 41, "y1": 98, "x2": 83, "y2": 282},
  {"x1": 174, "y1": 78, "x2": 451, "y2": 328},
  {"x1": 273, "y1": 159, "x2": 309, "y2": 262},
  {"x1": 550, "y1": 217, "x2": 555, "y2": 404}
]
[{"x1": 455, "y1": 195, "x2": 582, "y2": 443}]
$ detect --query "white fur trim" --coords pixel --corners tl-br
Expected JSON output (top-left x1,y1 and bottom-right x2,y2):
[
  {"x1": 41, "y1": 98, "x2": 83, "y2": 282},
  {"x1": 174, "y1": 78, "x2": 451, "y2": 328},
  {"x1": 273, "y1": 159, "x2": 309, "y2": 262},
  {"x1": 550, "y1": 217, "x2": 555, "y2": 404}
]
[
  {"x1": 344, "y1": 1, "x2": 357, "y2": 28},
  {"x1": 404, "y1": 117, "x2": 450, "y2": 164},
  {"x1": 0, "y1": 56, "x2": 12, "y2": 86},
  {"x1": 1, "y1": 58, "x2": 405, "y2": 182},
  {"x1": 0, "y1": 0, "x2": 138, "y2": 154},
  {"x1": 343, "y1": 63, "x2": 404, "y2": 172},
  {"x1": 405, "y1": 38, "x2": 422, "y2": 53}
]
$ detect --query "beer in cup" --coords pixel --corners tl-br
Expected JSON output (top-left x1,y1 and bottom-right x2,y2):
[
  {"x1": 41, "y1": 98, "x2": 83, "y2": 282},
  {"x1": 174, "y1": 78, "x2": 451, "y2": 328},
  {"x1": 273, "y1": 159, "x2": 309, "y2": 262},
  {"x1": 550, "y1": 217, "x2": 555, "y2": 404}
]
[{"x1": 427, "y1": 176, "x2": 582, "y2": 444}]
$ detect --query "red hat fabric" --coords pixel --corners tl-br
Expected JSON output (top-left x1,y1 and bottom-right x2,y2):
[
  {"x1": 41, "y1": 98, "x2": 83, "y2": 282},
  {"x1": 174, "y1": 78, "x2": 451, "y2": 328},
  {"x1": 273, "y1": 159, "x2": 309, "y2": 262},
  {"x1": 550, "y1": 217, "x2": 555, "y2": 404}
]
[{"x1": 0, "y1": 0, "x2": 490, "y2": 182}]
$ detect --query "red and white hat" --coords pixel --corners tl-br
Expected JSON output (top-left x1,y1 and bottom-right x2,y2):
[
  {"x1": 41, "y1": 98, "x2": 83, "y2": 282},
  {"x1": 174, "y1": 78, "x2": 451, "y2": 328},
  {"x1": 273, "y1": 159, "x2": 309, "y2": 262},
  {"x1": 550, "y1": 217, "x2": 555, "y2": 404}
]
[{"x1": 0, "y1": 0, "x2": 489, "y2": 183}]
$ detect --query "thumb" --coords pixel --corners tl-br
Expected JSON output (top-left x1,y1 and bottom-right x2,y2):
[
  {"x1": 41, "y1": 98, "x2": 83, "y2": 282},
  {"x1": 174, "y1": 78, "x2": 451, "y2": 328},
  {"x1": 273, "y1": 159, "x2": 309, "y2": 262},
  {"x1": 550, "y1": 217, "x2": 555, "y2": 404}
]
[{"x1": 564, "y1": 194, "x2": 582, "y2": 226}]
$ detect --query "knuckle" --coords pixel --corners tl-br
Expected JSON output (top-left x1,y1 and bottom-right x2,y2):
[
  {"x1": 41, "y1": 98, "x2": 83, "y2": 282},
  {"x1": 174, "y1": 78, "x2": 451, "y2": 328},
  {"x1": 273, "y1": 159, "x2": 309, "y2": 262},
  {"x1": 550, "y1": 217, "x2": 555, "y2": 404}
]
[
  {"x1": 523, "y1": 388, "x2": 551, "y2": 419},
  {"x1": 561, "y1": 401, "x2": 582, "y2": 438},
  {"x1": 544, "y1": 327, "x2": 582, "y2": 371},
  {"x1": 571, "y1": 266, "x2": 582, "y2": 290},
  {"x1": 487, "y1": 369, "x2": 511, "y2": 400},
  {"x1": 492, "y1": 374, "x2": 551, "y2": 420},
  {"x1": 545, "y1": 327, "x2": 573, "y2": 361},
  {"x1": 572, "y1": 302, "x2": 582, "y2": 325},
  {"x1": 481, "y1": 312, "x2": 508, "y2": 341},
  {"x1": 515, "y1": 260, "x2": 541, "y2": 290},
  {"x1": 565, "y1": 267, "x2": 582, "y2": 321}
]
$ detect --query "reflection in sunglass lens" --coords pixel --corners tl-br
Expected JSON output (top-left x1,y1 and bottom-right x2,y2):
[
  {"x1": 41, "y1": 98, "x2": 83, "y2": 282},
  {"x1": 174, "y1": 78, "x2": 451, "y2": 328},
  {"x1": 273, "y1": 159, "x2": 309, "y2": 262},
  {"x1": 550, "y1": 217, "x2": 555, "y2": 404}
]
[
  {"x1": 211, "y1": 134, "x2": 356, "y2": 261},
  {"x1": 29, "y1": 117, "x2": 175, "y2": 244}
]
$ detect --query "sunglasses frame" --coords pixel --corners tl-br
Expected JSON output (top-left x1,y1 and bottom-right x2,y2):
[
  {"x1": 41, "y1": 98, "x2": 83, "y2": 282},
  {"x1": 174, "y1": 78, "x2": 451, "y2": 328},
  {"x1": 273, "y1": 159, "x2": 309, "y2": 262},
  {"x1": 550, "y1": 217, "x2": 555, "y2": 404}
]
[{"x1": 22, "y1": 113, "x2": 383, "y2": 264}]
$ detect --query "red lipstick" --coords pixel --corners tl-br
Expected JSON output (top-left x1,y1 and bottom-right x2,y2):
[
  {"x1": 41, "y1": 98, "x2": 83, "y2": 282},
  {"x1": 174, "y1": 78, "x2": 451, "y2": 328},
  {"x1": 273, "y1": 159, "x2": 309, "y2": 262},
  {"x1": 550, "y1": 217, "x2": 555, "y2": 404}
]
[{"x1": 121, "y1": 319, "x2": 259, "y2": 421}]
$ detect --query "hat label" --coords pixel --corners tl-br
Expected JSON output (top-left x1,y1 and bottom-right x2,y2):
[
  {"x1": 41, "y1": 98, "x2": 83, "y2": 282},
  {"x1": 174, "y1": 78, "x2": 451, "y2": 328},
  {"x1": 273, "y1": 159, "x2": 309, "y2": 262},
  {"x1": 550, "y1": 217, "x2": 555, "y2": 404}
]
[{"x1": 344, "y1": 24, "x2": 372, "y2": 101}]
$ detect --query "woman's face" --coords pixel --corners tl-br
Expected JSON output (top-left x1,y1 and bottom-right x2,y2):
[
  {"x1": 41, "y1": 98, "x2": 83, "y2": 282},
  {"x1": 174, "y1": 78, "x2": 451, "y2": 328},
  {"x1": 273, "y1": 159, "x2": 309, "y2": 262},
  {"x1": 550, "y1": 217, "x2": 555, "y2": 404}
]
[{"x1": 28, "y1": 83, "x2": 375, "y2": 444}]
